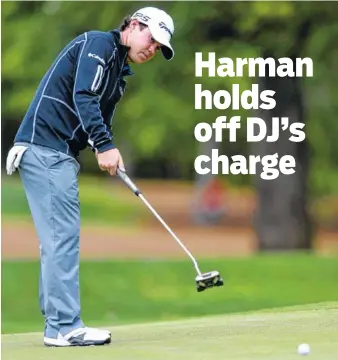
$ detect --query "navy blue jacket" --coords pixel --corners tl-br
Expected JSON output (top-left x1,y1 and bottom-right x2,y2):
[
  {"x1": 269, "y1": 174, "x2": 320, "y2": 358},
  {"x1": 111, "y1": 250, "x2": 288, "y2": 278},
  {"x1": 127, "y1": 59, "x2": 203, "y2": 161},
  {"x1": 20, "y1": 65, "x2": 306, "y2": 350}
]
[{"x1": 15, "y1": 29, "x2": 133, "y2": 157}]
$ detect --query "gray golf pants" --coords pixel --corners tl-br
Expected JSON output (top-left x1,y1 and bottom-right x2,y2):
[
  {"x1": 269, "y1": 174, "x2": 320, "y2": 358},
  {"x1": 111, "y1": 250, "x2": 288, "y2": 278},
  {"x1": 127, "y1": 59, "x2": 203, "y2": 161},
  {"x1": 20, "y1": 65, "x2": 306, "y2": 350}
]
[{"x1": 16, "y1": 142, "x2": 84, "y2": 338}]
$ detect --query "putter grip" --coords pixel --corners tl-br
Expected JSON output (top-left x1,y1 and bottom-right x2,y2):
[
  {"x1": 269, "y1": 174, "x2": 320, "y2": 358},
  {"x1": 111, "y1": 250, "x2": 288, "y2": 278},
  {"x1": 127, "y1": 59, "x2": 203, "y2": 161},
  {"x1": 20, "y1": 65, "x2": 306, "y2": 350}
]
[{"x1": 117, "y1": 168, "x2": 141, "y2": 196}]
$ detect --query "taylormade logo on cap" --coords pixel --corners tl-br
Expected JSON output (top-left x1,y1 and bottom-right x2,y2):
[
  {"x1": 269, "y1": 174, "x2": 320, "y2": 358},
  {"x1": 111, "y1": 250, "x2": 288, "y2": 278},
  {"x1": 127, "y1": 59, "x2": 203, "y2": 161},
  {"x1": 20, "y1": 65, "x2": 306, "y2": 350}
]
[
  {"x1": 159, "y1": 21, "x2": 173, "y2": 37},
  {"x1": 131, "y1": 7, "x2": 175, "y2": 61}
]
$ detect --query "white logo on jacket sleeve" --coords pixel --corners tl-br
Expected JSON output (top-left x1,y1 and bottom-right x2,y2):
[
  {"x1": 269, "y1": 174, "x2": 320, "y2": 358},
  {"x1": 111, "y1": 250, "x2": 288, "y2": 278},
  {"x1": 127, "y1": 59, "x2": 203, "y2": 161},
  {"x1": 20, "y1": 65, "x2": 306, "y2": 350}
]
[
  {"x1": 91, "y1": 65, "x2": 104, "y2": 92},
  {"x1": 88, "y1": 53, "x2": 105, "y2": 65}
]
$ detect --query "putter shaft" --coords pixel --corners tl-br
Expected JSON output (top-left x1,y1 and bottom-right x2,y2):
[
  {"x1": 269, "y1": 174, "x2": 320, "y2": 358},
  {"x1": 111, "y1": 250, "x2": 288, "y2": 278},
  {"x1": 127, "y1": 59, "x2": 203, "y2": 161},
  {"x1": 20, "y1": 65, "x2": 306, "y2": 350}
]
[
  {"x1": 116, "y1": 168, "x2": 202, "y2": 276},
  {"x1": 138, "y1": 194, "x2": 202, "y2": 276}
]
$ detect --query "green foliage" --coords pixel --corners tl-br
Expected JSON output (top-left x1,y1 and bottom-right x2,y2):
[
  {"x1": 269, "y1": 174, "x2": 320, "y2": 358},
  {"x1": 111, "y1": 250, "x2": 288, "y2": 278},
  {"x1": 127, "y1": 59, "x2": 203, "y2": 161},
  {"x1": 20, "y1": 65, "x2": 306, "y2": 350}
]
[
  {"x1": 2, "y1": 1, "x2": 338, "y2": 193},
  {"x1": 2, "y1": 253, "x2": 338, "y2": 333}
]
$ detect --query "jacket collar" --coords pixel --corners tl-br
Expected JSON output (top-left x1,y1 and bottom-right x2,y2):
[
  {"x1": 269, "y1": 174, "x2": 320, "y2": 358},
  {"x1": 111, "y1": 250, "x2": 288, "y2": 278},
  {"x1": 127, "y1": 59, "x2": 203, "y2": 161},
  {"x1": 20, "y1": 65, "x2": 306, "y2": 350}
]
[
  {"x1": 122, "y1": 64, "x2": 134, "y2": 77},
  {"x1": 109, "y1": 29, "x2": 134, "y2": 77},
  {"x1": 109, "y1": 29, "x2": 129, "y2": 54}
]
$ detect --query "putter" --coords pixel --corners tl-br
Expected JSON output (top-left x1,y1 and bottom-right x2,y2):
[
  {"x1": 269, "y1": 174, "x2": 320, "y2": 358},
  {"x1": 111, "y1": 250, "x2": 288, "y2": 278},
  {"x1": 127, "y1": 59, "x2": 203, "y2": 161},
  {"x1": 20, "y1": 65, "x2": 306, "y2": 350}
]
[{"x1": 116, "y1": 168, "x2": 224, "y2": 292}]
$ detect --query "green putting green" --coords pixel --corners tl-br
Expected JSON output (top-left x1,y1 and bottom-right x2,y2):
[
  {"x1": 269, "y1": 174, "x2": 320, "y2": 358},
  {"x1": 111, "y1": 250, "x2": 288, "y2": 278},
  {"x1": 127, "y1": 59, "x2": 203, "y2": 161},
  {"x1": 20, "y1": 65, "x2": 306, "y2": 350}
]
[{"x1": 2, "y1": 303, "x2": 338, "y2": 360}]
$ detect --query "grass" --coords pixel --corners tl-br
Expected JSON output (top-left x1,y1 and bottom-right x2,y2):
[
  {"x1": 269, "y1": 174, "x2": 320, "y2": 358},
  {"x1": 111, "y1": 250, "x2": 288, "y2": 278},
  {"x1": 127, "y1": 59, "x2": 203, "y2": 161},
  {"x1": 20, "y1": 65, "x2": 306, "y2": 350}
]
[
  {"x1": 2, "y1": 254, "x2": 338, "y2": 334},
  {"x1": 1, "y1": 174, "x2": 147, "y2": 226},
  {"x1": 2, "y1": 302, "x2": 338, "y2": 359}
]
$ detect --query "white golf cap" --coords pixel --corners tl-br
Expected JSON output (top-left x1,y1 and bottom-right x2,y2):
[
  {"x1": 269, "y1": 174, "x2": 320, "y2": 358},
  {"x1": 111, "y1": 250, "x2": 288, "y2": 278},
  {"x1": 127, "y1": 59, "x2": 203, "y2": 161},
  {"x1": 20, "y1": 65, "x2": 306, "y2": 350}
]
[{"x1": 131, "y1": 7, "x2": 175, "y2": 61}]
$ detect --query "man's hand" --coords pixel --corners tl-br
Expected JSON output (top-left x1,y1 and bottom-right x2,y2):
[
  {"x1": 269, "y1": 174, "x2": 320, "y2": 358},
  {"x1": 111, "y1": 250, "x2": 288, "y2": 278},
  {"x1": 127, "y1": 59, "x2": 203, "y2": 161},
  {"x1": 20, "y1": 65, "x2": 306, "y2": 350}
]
[{"x1": 96, "y1": 148, "x2": 125, "y2": 176}]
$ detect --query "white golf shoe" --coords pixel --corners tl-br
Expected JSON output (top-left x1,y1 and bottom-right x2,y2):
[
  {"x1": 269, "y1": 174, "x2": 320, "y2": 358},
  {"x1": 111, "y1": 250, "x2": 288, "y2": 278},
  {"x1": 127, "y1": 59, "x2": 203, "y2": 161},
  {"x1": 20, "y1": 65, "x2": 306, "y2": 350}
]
[
  {"x1": 85, "y1": 327, "x2": 111, "y2": 336},
  {"x1": 44, "y1": 327, "x2": 111, "y2": 347}
]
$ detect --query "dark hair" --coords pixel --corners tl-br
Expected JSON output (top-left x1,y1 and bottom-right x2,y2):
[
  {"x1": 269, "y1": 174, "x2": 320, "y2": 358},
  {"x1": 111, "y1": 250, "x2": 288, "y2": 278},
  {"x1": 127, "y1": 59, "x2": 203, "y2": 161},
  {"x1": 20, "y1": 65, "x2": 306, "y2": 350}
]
[
  {"x1": 119, "y1": 15, "x2": 148, "y2": 31},
  {"x1": 120, "y1": 15, "x2": 131, "y2": 31}
]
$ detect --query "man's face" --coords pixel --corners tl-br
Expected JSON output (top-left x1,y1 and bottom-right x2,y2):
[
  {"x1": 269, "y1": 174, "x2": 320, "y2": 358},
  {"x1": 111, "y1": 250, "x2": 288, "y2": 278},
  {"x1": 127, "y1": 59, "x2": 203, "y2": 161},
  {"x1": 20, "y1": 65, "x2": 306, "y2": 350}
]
[{"x1": 127, "y1": 21, "x2": 162, "y2": 64}]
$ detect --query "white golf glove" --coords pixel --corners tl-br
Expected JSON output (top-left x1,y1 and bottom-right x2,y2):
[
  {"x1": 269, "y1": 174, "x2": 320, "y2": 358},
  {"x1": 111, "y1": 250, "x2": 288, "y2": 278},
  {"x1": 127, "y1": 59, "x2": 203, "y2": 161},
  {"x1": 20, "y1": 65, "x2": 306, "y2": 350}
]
[{"x1": 6, "y1": 145, "x2": 28, "y2": 175}]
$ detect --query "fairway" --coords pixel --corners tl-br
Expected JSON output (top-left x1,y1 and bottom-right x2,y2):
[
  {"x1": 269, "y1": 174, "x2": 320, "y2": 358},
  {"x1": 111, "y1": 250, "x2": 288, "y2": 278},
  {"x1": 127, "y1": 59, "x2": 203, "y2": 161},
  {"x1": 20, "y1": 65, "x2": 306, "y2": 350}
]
[{"x1": 2, "y1": 303, "x2": 338, "y2": 360}]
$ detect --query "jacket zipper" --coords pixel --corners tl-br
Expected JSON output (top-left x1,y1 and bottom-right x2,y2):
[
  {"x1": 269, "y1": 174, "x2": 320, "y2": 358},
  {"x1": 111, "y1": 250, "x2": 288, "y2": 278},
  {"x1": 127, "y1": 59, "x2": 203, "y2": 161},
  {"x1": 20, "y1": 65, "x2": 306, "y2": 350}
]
[{"x1": 109, "y1": 53, "x2": 128, "y2": 100}]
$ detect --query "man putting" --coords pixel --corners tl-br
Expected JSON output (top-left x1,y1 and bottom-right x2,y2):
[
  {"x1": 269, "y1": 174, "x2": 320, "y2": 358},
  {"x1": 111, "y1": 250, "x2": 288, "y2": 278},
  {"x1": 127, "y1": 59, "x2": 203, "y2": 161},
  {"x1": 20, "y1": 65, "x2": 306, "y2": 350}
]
[{"x1": 6, "y1": 6, "x2": 175, "y2": 347}]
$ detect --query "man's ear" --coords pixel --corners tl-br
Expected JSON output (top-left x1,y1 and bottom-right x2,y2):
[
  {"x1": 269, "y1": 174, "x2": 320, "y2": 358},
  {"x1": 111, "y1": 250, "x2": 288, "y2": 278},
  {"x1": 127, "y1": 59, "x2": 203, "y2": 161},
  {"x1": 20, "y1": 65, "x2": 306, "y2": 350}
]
[{"x1": 129, "y1": 19, "x2": 139, "y2": 31}]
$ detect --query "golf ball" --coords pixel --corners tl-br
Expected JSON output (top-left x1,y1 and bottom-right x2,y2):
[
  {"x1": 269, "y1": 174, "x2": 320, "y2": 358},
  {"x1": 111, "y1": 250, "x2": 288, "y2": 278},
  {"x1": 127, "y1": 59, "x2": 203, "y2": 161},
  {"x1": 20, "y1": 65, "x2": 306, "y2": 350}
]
[{"x1": 298, "y1": 343, "x2": 310, "y2": 355}]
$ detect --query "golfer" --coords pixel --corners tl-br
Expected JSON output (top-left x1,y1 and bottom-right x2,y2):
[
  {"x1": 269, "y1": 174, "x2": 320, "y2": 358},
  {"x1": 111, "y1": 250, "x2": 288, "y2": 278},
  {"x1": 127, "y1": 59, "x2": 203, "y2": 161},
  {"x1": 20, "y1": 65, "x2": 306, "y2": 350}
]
[{"x1": 6, "y1": 6, "x2": 175, "y2": 347}]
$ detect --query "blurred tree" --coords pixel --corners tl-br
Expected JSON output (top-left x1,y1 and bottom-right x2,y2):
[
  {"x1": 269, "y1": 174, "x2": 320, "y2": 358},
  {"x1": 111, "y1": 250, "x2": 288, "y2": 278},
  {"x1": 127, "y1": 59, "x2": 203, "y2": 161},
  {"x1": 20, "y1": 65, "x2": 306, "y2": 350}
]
[{"x1": 199, "y1": 1, "x2": 338, "y2": 249}]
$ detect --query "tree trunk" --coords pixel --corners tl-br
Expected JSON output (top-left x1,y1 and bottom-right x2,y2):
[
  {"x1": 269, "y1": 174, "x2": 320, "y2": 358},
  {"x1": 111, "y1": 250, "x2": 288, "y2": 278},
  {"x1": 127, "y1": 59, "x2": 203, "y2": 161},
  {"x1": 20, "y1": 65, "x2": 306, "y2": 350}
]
[{"x1": 252, "y1": 74, "x2": 313, "y2": 250}]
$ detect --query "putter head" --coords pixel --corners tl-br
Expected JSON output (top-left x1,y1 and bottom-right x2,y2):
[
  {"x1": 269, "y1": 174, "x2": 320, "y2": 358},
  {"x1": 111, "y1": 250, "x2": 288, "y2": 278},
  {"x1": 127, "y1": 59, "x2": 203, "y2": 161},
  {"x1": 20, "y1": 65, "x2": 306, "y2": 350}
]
[{"x1": 195, "y1": 271, "x2": 224, "y2": 292}]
